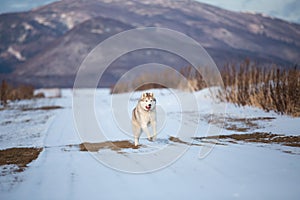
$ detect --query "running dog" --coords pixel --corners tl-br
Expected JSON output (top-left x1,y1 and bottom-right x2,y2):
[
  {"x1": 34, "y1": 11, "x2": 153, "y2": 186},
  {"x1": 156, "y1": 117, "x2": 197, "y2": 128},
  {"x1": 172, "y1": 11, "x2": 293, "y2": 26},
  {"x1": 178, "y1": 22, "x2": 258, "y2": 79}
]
[{"x1": 132, "y1": 92, "x2": 157, "y2": 146}]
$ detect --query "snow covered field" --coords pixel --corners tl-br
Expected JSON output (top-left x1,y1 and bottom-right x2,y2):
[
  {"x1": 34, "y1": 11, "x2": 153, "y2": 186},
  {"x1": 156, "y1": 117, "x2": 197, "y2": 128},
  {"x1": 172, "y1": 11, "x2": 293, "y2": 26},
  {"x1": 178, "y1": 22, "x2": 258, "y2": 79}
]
[{"x1": 1, "y1": 88, "x2": 300, "y2": 200}]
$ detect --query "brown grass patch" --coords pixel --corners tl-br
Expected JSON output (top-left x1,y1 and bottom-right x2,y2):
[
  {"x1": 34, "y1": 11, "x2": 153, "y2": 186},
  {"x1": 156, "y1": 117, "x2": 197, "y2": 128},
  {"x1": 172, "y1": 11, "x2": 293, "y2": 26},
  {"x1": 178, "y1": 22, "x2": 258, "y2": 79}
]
[
  {"x1": 194, "y1": 132, "x2": 300, "y2": 147},
  {"x1": 79, "y1": 140, "x2": 138, "y2": 152},
  {"x1": 169, "y1": 136, "x2": 203, "y2": 146},
  {"x1": 203, "y1": 114, "x2": 275, "y2": 132},
  {"x1": 0, "y1": 147, "x2": 42, "y2": 168},
  {"x1": 21, "y1": 106, "x2": 63, "y2": 111}
]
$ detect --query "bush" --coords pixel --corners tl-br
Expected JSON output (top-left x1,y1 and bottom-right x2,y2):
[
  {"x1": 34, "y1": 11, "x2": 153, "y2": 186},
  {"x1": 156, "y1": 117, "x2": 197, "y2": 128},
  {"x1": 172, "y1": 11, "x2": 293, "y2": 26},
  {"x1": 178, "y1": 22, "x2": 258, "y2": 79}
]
[
  {"x1": 109, "y1": 61, "x2": 300, "y2": 117},
  {"x1": 0, "y1": 80, "x2": 36, "y2": 106},
  {"x1": 110, "y1": 66, "x2": 209, "y2": 94},
  {"x1": 111, "y1": 68, "x2": 186, "y2": 93},
  {"x1": 218, "y1": 61, "x2": 300, "y2": 117}
]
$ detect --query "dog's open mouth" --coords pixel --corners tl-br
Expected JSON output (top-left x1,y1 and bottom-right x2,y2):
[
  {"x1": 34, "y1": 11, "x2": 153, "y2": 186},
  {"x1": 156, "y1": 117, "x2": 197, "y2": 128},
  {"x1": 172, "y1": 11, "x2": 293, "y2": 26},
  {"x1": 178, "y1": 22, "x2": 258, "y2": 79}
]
[{"x1": 145, "y1": 106, "x2": 151, "y2": 110}]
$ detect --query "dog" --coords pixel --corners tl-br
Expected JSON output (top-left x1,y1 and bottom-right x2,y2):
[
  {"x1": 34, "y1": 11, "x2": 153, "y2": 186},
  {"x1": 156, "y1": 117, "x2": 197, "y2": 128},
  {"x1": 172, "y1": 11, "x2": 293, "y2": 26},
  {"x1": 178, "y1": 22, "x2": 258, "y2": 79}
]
[{"x1": 132, "y1": 92, "x2": 157, "y2": 146}]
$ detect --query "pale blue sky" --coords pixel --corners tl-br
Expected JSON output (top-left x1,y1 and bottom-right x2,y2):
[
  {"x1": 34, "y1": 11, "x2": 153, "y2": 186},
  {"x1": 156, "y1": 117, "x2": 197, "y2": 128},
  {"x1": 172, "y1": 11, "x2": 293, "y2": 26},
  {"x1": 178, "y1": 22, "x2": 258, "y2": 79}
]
[
  {"x1": 196, "y1": 0, "x2": 300, "y2": 24},
  {"x1": 0, "y1": 0, "x2": 56, "y2": 13},
  {"x1": 0, "y1": 0, "x2": 299, "y2": 24}
]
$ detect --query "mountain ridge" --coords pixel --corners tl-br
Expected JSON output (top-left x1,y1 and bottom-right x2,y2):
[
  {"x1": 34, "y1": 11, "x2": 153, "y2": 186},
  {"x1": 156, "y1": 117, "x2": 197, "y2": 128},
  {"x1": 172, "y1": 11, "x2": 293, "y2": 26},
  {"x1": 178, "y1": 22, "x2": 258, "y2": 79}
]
[{"x1": 0, "y1": 0, "x2": 299, "y2": 87}]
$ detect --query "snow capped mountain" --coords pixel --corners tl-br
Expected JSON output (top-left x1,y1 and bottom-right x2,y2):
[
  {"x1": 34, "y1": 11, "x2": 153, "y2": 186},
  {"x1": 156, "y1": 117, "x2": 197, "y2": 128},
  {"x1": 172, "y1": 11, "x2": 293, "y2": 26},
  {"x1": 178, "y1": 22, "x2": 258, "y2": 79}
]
[{"x1": 0, "y1": 0, "x2": 299, "y2": 87}]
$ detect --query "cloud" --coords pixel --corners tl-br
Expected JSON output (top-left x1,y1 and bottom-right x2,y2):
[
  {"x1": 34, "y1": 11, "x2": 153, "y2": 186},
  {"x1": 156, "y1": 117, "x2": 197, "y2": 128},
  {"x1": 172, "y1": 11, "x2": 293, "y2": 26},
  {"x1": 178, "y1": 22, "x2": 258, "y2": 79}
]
[
  {"x1": 281, "y1": 1, "x2": 300, "y2": 22},
  {"x1": 196, "y1": 0, "x2": 300, "y2": 23},
  {"x1": 9, "y1": 3, "x2": 30, "y2": 9}
]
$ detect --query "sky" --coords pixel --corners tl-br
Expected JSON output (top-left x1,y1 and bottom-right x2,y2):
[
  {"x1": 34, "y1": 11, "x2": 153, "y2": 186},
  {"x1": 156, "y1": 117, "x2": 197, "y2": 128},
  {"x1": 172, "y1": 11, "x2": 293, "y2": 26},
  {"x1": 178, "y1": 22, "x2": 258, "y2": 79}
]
[
  {"x1": 0, "y1": 0, "x2": 56, "y2": 14},
  {"x1": 196, "y1": 0, "x2": 300, "y2": 24},
  {"x1": 0, "y1": 0, "x2": 299, "y2": 24}
]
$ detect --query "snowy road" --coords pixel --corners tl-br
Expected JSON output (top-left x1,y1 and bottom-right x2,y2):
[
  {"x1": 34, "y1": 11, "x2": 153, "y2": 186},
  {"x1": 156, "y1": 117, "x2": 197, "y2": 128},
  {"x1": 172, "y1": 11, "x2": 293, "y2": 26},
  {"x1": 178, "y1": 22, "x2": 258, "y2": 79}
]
[{"x1": 1, "y1": 89, "x2": 300, "y2": 200}]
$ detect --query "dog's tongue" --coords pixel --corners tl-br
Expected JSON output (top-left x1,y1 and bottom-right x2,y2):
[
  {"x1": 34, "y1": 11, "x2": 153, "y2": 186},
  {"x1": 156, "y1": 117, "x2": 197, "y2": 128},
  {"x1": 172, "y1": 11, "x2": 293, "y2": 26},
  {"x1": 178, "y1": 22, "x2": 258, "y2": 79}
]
[{"x1": 146, "y1": 106, "x2": 151, "y2": 110}]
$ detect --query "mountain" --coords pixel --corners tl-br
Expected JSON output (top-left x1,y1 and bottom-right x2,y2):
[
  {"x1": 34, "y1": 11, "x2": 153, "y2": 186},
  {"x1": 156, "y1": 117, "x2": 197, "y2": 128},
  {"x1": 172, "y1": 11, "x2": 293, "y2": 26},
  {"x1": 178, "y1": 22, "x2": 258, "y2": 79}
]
[{"x1": 0, "y1": 0, "x2": 299, "y2": 87}]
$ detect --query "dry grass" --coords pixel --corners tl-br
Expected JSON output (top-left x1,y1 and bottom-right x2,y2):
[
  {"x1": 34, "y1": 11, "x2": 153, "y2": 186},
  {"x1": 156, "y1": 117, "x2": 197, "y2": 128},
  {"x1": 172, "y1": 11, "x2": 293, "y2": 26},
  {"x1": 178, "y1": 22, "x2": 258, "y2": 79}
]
[
  {"x1": 0, "y1": 147, "x2": 42, "y2": 167},
  {"x1": 21, "y1": 106, "x2": 63, "y2": 111},
  {"x1": 179, "y1": 65, "x2": 207, "y2": 91},
  {"x1": 218, "y1": 60, "x2": 300, "y2": 117},
  {"x1": 194, "y1": 132, "x2": 300, "y2": 148},
  {"x1": 111, "y1": 69, "x2": 178, "y2": 94},
  {"x1": 110, "y1": 62, "x2": 300, "y2": 116},
  {"x1": 79, "y1": 140, "x2": 138, "y2": 152},
  {"x1": 110, "y1": 66, "x2": 207, "y2": 94},
  {"x1": 0, "y1": 80, "x2": 41, "y2": 106}
]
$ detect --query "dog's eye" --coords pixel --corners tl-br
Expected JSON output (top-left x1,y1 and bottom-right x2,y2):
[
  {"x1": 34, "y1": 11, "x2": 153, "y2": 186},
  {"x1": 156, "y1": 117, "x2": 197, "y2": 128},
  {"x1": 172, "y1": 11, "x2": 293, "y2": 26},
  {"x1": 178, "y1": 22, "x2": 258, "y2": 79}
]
[
  {"x1": 150, "y1": 100, "x2": 152, "y2": 102},
  {"x1": 146, "y1": 100, "x2": 148, "y2": 102}
]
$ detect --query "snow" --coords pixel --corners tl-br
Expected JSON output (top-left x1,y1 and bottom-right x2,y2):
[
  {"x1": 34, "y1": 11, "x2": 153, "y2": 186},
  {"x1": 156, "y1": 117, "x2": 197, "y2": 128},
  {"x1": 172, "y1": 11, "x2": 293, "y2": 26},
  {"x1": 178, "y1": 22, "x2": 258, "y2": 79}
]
[
  {"x1": 248, "y1": 23, "x2": 264, "y2": 34},
  {"x1": 0, "y1": 98, "x2": 58, "y2": 149},
  {"x1": 34, "y1": 88, "x2": 62, "y2": 98},
  {"x1": 7, "y1": 46, "x2": 26, "y2": 61},
  {"x1": 22, "y1": 22, "x2": 33, "y2": 31},
  {"x1": 90, "y1": 28, "x2": 104, "y2": 34},
  {"x1": 35, "y1": 16, "x2": 55, "y2": 28},
  {"x1": 60, "y1": 13, "x2": 75, "y2": 29},
  {"x1": 0, "y1": 88, "x2": 300, "y2": 199}
]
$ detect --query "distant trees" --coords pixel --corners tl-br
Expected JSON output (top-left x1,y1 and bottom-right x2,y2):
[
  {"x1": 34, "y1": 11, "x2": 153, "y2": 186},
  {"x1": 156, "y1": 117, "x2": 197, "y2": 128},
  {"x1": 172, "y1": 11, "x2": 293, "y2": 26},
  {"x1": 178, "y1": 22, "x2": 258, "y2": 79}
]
[
  {"x1": 0, "y1": 80, "x2": 35, "y2": 106},
  {"x1": 1, "y1": 80, "x2": 8, "y2": 106}
]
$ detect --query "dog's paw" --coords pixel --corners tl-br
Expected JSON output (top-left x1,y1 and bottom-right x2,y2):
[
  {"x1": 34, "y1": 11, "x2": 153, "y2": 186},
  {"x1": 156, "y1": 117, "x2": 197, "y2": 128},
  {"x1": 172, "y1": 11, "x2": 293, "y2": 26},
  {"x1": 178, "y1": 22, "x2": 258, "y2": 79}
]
[{"x1": 147, "y1": 137, "x2": 153, "y2": 142}]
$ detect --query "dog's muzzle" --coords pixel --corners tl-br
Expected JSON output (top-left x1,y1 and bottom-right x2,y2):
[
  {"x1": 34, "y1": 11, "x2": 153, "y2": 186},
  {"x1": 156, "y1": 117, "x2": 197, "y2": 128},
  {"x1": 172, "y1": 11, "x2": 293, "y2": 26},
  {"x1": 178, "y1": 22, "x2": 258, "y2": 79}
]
[{"x1": 146, "y1": 104, "x2": 151, "y2": 110}]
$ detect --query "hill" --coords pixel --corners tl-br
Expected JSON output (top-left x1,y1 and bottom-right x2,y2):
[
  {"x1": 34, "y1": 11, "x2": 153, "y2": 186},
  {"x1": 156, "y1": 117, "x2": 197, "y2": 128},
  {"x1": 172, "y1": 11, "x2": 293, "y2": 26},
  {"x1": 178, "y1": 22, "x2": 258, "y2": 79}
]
[{"x1": 0, "y1": 0, "x2": 299, "y2": 87}]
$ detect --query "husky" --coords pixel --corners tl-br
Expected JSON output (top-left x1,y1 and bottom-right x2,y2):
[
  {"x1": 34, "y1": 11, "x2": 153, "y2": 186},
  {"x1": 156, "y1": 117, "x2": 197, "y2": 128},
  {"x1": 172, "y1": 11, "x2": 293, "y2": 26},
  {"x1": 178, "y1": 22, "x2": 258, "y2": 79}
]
[{"x1": 132, "y1": 92, "x2": 157, "y2": 146}]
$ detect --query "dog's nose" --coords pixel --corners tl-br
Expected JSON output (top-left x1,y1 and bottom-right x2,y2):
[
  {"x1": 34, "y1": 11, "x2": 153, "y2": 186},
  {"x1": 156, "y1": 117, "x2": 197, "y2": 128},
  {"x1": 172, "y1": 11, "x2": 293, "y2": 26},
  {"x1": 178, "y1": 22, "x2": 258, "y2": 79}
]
[{"x1": 148, "y1": 104, "x2": 151, "y2": 107}]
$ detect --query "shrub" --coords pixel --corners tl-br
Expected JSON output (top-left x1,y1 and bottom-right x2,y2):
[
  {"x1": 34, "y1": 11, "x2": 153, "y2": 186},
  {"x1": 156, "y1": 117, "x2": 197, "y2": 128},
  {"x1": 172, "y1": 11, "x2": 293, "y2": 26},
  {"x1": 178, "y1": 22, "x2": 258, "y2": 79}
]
[
  {"x1": 218, "y1": 61, "x2": 300, "y2": 117},
  {"x1": 0, "y1": 80, "x2": 36, "y2": 106},
  {"x1": 110, "y1": 66, "x2": 209, "y2": 94},
  {"x1": 110, "y1": 61, "x2": 300, "y2": 117}
]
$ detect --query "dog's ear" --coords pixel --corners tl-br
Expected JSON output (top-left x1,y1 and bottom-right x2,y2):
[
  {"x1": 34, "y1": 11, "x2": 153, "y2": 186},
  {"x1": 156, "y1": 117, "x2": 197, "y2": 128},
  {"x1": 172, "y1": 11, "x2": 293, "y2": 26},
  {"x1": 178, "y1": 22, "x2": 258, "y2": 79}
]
[
  {"x1": 149, "y1": 92, "x2": 154, "y2": 97},
  {"x1": 142, "y1": 93, "x2": 147, "y2": 98}
]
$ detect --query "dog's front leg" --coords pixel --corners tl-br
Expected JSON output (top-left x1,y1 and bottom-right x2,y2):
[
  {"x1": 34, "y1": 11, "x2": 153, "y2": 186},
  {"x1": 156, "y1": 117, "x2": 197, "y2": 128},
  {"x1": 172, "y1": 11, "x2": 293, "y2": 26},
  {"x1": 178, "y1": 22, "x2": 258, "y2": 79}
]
[
  {"x1": 141, "y1": 124, "x2": 152, "y2": 141},
  {"x1": 132, "y1": 124, "x2": 141, "y2": 146},
  {"x1": 151, "y1": 121, "x2": 157, "y2": 141}
]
